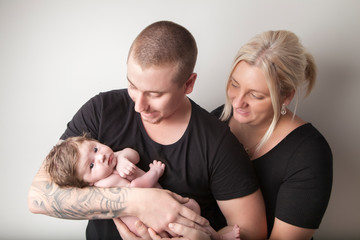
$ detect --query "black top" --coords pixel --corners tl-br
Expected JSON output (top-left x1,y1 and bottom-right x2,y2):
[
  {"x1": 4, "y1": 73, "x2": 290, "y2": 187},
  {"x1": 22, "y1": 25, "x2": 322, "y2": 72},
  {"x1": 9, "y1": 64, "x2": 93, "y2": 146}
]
[
  {"x1": 61, "y1": 90, "x2": 259, "y2": 239},
  {"x1": 212, "y1": 105, "x2": 333, "y2": 238}
]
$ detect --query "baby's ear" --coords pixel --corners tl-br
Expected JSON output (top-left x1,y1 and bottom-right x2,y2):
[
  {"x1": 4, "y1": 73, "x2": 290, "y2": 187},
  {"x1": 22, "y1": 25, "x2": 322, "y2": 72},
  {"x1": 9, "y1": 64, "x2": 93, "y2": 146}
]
[{"x1": 89, "y1": 182, "x2": 95, "y2": 187}]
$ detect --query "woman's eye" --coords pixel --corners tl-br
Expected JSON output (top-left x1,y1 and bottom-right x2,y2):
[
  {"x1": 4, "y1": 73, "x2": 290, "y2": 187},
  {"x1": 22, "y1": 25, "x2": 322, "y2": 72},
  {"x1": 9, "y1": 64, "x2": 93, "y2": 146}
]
[
  {"x1": 90, "y1": 163, "x2": 94, "y2": 169},
  {"x1": 230, "y1": 80, "x2": 239, "y2": 88},
  {"x1": 93, "y1": 147, "x2": 98, "y2": 153},
  {"x1": 251, "y1": 92, "x2": 263, "y2": 99}
]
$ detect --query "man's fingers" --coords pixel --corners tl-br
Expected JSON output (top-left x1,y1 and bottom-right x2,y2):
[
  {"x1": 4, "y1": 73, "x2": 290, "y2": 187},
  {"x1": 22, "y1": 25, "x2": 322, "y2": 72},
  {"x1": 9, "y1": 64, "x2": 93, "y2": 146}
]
[
  {"x1": 113, "y1": 218, "x2": 143, "y2": 240},
  {"x1": 113, "y1": 218, "x2": 133, "y2": 238},
  {"x1": 177, "y1": 205, "x2": 209, "y2": 226},
  {"x1": 169, "y1": 191, "x2": 190, "y2": 204},
  {"x1": 113, "y1": 218, "x2": 126, "y2": 232},
  {"x1": 148, "y1": 228, "x2": 181, "y2": 240},
  {"x1": 134, "y1": 220, "x2": 152, "y2": 240},
  {"x1": 148, "y1": 228, "x2": 165, "y2": 240},
  {"x1": 169, "y1": 223, "x2": 211, "y2": 240},
  {"x1": 166, "y1": 191, "x2": 209, "y2": 226}
]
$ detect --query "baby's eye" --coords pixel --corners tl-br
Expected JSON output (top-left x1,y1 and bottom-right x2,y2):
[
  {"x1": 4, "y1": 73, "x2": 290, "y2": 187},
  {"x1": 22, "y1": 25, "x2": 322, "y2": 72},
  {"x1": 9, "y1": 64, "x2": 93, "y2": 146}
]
[
  {"x1": 90, "y1": 163, "x2": 94, "y2": 169},
  {"x1": 93, "y1": 147, "x2": 98, "y2": 153}
]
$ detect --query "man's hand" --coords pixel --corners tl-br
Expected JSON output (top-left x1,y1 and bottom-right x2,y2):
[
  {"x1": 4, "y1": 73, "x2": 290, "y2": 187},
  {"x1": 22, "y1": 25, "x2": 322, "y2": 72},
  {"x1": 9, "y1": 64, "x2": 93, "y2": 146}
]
[
  {"x1": 127, "y1": 188, "x2": 209, "y2": 234},
  {"x1": 113, "y1": 218, "x2": 152, "y2": 240},
  {"x1": 148, "y1": 223, "x2": 211, "y2": 240}
]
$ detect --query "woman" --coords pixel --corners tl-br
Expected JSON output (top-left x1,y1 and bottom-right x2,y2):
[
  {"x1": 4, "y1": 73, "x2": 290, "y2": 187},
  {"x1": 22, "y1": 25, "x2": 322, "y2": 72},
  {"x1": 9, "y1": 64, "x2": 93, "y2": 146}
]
[{"x1": 211, "y1": 30, "x2": 333, "y2": 239}]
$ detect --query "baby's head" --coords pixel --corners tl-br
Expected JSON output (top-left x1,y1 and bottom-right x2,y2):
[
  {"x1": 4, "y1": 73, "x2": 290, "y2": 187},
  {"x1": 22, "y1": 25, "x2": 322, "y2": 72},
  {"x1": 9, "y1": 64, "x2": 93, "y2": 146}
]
[{"x1": 45, "y1": 135, "x2": 94, "y2": 188}]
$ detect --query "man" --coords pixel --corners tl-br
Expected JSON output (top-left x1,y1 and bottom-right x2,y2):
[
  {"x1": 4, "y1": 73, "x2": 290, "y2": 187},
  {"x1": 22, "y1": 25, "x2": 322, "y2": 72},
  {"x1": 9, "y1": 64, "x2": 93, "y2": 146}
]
[{"x1": 28, "y1": 21, "x2": 266, "y2": 239}]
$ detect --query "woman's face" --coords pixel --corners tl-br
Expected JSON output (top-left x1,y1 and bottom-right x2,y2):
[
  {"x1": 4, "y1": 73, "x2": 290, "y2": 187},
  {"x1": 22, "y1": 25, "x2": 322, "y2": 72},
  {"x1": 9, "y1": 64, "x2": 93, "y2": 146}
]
[{"x1": 227, "y1": 61, "x2": 274, "y2": 127}]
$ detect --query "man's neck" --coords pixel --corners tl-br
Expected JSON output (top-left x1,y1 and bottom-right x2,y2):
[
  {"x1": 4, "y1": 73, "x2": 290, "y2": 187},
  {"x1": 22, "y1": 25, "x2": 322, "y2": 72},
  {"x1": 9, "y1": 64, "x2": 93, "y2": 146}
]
[{"x1": 142, "y1": 98, "x2": 192, "y2": 145}]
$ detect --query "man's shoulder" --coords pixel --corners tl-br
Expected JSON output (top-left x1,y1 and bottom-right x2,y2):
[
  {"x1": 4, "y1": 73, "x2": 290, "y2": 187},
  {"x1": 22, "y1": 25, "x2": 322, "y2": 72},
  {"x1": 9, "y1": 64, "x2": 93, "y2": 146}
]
[
  {"x1": 98, "y1": 89, "x2": 129, "y2": 98},
  {"x1": 93, "y1": 89, "x2": 132, "y2": 105},
  {"x1": 190, "y1": 101, "x2": 230, "y2": 134}
]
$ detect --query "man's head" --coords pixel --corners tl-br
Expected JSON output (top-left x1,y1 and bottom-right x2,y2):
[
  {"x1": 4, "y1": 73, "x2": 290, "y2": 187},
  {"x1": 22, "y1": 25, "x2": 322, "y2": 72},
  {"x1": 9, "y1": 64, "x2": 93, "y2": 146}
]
[
  {"x1": 128, "y1": 20, "x2": 197, "y2": 86},
  {"x1": 127, "y1": 21, "x2": 198, "y2": 124}
]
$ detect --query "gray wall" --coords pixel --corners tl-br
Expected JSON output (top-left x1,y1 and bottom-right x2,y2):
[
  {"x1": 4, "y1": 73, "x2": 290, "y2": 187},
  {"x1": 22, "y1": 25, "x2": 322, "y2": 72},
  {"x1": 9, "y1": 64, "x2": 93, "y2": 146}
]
[{"x1": 1, "y1": 0, "x2": 359, "y2": 239}]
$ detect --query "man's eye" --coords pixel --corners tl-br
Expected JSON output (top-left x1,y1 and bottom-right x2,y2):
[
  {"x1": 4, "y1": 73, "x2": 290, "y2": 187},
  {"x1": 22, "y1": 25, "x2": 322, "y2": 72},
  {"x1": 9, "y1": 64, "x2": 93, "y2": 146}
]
[
  {"x1": 94, "y1": 147, "x2": 98, "y2": 153},
  {"x1": 90, "y1": 163, "x2": 94, "y2": 169},
  {"x1": 149, "y1": 93, "x2": 161, "y2": 98}
]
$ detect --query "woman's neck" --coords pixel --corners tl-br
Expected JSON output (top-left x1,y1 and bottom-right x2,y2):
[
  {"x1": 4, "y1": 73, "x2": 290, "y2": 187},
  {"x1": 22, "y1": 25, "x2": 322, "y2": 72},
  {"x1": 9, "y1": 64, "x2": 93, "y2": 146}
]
[
  {"x1": 229, "y1": 112, "x2": 306, "y2": 159},
  {"x1": 229, "y1": 117, "x2": 269, "y2": 156}
]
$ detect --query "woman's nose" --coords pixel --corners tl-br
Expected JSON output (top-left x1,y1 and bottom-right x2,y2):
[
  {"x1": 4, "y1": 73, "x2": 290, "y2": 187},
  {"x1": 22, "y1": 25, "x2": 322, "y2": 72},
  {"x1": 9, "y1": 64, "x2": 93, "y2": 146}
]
[{"x1": 233, "y1": 94, "x2": 248, "y2": 108}]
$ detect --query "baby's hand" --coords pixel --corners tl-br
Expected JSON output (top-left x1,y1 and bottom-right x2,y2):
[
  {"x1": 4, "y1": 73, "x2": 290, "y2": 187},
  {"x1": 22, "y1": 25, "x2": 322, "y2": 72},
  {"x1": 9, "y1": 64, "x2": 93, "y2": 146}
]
[{"x1": 116, "y1": 157, "x2": 136, "y2": 178}]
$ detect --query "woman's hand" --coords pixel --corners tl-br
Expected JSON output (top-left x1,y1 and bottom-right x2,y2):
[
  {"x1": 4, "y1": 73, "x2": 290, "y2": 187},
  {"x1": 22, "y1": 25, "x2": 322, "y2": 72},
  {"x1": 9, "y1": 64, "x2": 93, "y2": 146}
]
[{"x1": 148, "y1": 223, "x2": 211, "y2": 240}]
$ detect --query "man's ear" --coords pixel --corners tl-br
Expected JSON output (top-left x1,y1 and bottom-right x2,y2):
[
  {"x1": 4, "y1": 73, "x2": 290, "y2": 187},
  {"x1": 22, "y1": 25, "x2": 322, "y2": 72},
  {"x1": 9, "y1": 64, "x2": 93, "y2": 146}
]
[{"x1": 184, "y1": 73, "x2": 197, "y2": 94}]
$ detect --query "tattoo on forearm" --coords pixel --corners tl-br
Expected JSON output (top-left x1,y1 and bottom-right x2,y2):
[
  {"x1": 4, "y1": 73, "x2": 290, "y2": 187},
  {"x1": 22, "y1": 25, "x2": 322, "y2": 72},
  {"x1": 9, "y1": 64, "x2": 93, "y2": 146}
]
[{"x1": 32, "y1": 181, "x2": 128, "y2": 220}]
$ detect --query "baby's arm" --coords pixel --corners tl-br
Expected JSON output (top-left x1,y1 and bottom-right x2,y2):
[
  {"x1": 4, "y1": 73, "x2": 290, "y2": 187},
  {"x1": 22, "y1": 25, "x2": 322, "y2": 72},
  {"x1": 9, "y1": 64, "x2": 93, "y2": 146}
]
[
  {"x1": 115, "y1": 148, "x2": 140, "y2": 178},
  {"x1": 94, "y1": 173, "x2": 131, "y2": 188},
  {"x1": 130, "y1": 160, "x2": 165, "y2": 188}
]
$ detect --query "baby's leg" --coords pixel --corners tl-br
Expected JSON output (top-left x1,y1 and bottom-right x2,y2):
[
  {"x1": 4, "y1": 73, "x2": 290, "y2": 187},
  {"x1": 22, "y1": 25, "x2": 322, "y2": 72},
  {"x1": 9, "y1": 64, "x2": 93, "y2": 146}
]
[{"x1": 130, "y1": 160, "x2": 165, "y2": 188}]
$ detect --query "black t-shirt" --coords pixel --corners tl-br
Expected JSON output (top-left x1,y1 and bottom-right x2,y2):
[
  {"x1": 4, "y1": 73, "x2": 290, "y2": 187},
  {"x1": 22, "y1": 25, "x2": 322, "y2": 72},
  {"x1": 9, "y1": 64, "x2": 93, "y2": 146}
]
[
  {"x1": 212, "y1": 105, "x2": 333, "y2": 238},
  {"x1": 61, "y1": 90, "x2": 259, "y2": 239}
]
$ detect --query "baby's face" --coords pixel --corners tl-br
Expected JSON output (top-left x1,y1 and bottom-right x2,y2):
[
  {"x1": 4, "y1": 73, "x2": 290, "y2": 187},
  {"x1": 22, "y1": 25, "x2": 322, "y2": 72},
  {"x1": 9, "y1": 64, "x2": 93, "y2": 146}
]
[{"x1": 76, "y1": 140, "x2": 117, "y2": 184}]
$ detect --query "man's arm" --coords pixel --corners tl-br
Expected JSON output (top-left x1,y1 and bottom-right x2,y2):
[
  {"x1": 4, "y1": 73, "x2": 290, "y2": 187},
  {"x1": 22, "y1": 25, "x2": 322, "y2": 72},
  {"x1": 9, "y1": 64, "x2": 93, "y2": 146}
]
[
  {"x1": 269, "y1": 218, "x2": 315, "y2": 240},
  {"x1": 28, "y1": 160, "x2": 209, "y2": 231},
  {"x1": 28, "y1": 160, "x2": 128, "y2": 219},
  {"x1": 217, "y1": 189, "x2": 267, "y2": 240}
]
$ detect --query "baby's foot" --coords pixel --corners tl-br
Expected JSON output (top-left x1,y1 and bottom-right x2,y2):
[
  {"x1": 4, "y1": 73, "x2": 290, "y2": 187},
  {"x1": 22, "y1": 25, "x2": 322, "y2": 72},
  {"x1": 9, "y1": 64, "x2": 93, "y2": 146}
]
[
  {"x1": 149, "y1": 160, "x2": 165, "y2": 177},
  {"x1": 221, "y1": 224, "x2": 241, "y2": 240}
]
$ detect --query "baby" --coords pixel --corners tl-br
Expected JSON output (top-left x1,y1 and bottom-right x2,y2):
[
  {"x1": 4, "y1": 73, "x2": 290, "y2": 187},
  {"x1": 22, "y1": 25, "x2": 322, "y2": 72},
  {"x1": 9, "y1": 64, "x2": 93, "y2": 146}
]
[{"x1": 45, "y1": 135, "x2": 240, "y2": 239}]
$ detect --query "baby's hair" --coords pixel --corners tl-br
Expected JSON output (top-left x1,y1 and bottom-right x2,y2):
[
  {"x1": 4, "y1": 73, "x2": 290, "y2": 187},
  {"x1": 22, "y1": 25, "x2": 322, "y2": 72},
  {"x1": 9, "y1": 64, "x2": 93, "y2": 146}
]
[{"x1": 45, "y1": 133, "x2": 96, "y2": 188}]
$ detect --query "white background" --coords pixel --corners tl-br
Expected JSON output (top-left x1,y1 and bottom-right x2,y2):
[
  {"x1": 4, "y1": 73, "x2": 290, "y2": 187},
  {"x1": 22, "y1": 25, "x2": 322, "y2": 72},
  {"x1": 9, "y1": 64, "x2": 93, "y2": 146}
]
[{"x1": 1, "y1": 0, "x2": 359, "y2": 239}]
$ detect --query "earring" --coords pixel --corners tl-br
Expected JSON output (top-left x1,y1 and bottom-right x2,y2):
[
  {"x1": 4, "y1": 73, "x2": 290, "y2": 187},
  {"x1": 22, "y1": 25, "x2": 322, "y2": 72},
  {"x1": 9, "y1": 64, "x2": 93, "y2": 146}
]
[{"x1": 281, "y1": 104, "x2": 287, "y2": 115}]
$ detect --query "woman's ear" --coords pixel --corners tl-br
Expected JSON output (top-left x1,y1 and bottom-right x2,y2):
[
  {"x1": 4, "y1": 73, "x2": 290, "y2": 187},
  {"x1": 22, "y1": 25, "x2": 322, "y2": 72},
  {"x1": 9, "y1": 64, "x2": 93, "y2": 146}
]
[
  {"x1": 184, "y1": 73, "x2": 197, "y2": 94},
  {"x1": 282, "y1": 90, "x2": 295, "y2": 106}
]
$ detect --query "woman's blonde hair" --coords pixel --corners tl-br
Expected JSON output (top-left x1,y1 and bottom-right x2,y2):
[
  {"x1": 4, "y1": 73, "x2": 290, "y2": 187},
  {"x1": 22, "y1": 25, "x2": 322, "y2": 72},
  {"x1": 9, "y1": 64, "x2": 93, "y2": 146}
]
[{"x1": 221, "y1": 30, "x2": 317, "y2": 152}]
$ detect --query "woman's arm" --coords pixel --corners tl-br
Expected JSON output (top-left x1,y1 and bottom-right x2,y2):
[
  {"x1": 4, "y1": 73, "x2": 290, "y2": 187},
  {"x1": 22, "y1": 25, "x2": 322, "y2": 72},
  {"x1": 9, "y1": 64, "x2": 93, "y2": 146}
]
[{"x1": 28, "y1": 160, "x2": 209, "y2": 232}]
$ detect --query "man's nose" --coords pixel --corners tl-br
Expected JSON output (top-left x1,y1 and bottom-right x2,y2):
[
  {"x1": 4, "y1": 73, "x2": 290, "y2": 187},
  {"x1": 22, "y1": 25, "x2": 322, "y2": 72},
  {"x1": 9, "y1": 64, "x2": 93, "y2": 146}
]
[{"x1": 134, "y1": 93, "x2": 148, "y2": 112}]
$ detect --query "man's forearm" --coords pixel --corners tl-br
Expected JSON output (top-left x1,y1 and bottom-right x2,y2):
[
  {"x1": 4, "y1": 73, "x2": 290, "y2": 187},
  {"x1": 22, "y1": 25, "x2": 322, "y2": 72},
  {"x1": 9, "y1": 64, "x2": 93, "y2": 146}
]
[{"x1": 28, "y1": 163, "x2": 129, "y2": 219}]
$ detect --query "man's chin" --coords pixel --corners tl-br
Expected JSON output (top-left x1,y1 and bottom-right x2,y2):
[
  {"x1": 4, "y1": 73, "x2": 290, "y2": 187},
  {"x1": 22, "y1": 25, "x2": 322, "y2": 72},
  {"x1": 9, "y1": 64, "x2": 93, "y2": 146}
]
[{"x1": 141, "y1": 115, "x2": 162, "y2": 124}]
